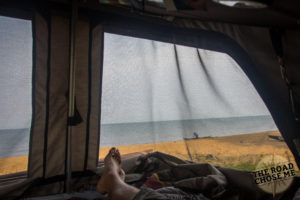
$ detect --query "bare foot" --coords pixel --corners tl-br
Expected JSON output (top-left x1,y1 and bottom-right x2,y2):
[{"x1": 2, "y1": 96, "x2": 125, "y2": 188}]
[{"x1": 97, "y1": 147, "x2": 124, "y2": 194}]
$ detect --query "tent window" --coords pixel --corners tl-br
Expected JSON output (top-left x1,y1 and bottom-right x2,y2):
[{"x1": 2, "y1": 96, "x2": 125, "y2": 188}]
[
  {"x1": 99, "y1": 33, "x2": 296, "y2": 170},
  {"x1": 0, "y1": 16, "x2": 32, "y2": 176}
]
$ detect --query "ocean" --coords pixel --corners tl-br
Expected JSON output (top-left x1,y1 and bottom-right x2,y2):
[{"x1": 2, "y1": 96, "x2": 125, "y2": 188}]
[
  {"x1": 0, "y1": 128, "x2": 30, "y2": 158},
  {"x1": 100, "y1": 115, "x2": 277, "y2": 147},
  {"x1": 0, "y1": 115, "x2": 277, "y2": 158}
]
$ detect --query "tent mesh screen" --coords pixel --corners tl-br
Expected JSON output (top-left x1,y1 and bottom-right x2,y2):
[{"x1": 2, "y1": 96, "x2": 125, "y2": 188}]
[
  {"x1": 0, "y1": 16, "x2": 32, "y2": 176},
  {"x1": 99, "y1": 32, "x2": 295, "y2": 170}
]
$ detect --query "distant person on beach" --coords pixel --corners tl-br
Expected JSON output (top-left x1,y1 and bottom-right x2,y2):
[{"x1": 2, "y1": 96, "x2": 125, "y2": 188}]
[{"x1": 194, "y1": 132, "x2": 199, "y2": 139}]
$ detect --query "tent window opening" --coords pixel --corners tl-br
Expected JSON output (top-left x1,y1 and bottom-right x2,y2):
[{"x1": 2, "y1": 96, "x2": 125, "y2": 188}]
[
  {"x1": 99, "y1": 32, "x2": 296, "y2": 171},
  {"x1": 0, "y1": 16, "x2": 32, "y2": 176}
]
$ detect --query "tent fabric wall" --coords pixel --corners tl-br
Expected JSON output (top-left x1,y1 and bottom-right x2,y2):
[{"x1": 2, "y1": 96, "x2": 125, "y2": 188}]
[
  {"x1": 284, "y1": 30, "x2": 300, "y2": 115},
  {"x1": 33, "y1": 11, "x2": 102, "y2": 176},
  {"x1": 30, "y1": 11, "x2": 101, "y2": 177},
  {"x1": 283, "y1": 30, "x2": 300, "y2": 159},
  {"x1": 0, "y1": 2, "x2": 300, "y2": 198},
  {"x1": 28, "y1": 12, "x2": 48, "y2": 179},
  {"x1": 45, "y1": 13, "x2": 70, "y2": 178},
  {"x1": 71, "y1": 18, "x2": 90, "y2": 172},
  {"x1": 85, "y1": 24, "x2": 103, "y2": 171},
  {"x1": 69, "y1": 16, "x2": 102, "y2": 172}
]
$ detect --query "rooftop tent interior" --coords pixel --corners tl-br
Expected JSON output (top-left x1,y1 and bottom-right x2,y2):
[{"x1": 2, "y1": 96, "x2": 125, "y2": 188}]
[{"x1": 0, "y1": 0, "x2": 300, "y2": 199}]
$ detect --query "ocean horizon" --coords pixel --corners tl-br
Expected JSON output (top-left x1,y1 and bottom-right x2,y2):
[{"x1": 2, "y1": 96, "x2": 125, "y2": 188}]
[
  {"x1": 0, "y1": 128, "x2": 30, "y2": 158},
  {"x1": 100, "y1": 115, "x2": 277, "y2": 147},
  {"x1": 0, "y1": 115, "x2": 277, "y2": 158}
]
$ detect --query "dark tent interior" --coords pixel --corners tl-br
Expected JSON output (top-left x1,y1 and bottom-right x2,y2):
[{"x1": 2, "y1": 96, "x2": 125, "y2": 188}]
[{"x1": 0, "y1": 0, "x2": 300, "y2": 199}]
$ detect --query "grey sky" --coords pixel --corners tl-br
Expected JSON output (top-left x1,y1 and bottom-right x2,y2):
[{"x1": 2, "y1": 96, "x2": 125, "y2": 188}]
[
  {"x1": 101, "y1": 33, "x2": 272, "y2": 124},
  {"x1": 0, "y1": 16, "x2": 273, "y2": 129},
  {"x1": 0, "y1": 16, "x2": 32, "y2": 129}
]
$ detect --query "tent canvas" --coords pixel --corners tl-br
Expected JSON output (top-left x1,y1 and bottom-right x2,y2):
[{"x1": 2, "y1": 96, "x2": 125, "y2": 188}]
[{"x1": 0, "y1": 0, "x2": 300, "y2": 199}]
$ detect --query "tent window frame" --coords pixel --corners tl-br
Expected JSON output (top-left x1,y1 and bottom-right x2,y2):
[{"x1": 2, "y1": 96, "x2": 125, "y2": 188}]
[
  {"x1": 95, "y1": 18, "x2": 277, "y2": 124},
  {"x1": 97, "y1": 29, "x2": 280, "y2": 166}
]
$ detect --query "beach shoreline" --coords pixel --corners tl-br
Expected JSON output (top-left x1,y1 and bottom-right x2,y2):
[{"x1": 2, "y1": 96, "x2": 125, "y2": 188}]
[
  {"x1": 0, "y1": 130, "x2": 297, "y2": 176},
  {"x1": 99, "y1": 130, "x2": 296, "y2": 171}
]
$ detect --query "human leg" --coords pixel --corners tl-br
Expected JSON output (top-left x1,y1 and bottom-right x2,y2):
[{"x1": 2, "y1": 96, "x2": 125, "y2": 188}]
[{"x1": 97, "y1": 147, "x2": 140, "y2": 200}]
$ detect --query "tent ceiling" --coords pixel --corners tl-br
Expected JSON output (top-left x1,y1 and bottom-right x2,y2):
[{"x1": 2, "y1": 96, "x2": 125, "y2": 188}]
[
  {"x1": 46, "y1": 0, "x2": 300, "y2": 28},
  {"x1": 1, "y1": 0, "x2": 299, "y2": 28}
]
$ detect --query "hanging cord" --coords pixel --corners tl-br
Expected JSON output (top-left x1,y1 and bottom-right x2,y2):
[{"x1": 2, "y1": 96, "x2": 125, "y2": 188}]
[{"x1": 269, "y1": 28, "x2": 300, "y2": 121}]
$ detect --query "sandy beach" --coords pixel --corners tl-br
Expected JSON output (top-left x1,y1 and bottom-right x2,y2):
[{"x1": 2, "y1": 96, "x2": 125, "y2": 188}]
[
  {"x1": 0, "y1": 156, "x2": 28, "y2": 176},
  {"x1": 0, "y1": 130, "x2": 297, "y2": 176},
  {"x1": 99, "y1": 130, "x2": 297, "y2": 171}
]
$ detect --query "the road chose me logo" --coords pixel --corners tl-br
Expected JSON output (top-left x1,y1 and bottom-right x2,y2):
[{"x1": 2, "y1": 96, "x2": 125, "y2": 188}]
[{"x1": 252, "y1": 154, "x2": 297, "y2": 196}]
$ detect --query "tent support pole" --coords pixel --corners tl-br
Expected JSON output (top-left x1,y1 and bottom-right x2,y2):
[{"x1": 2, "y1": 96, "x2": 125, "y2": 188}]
[{"x1": 66, "y1": 0, "x2": 78, "y2": 193}]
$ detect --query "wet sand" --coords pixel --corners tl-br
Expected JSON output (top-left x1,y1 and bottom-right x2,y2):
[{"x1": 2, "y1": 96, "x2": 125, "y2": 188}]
[{"x1": 0, "y1": 131, "x2": 297, "y2": 176}]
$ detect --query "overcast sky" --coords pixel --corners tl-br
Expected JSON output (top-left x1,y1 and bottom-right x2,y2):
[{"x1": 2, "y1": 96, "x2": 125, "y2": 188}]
[
  {"x1": 0, "y1": 15, "x2": 272, "y2": 129},
  {"x1": 0, "y1": 16, "x2": 32, "y2": 130},
  {"x1": 101, "y1": 33, "x2": 272, "y2": 124}
]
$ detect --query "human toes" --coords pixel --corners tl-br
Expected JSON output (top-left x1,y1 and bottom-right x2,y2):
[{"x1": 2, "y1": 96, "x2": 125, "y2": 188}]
[
  {"x1": 104, "y1": 147, "x2": 116, "y2": 163},
  {"x1": 112, "y1": 149, "x2": 121, "y2": 165}
]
